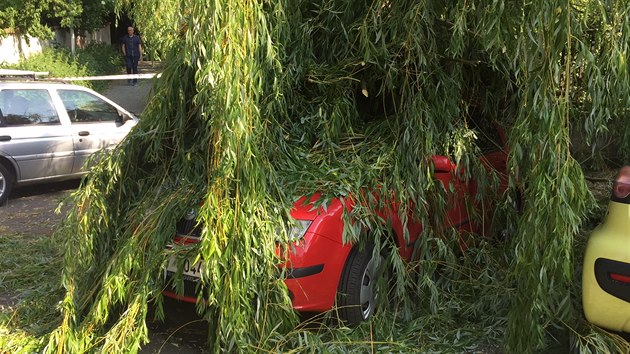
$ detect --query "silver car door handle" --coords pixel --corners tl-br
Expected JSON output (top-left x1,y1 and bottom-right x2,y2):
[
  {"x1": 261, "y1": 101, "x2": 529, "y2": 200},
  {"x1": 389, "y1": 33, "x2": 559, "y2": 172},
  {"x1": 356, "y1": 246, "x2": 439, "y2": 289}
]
[
  {"x1": 0, "y1": 135, "x2": 11, "y2": 141},
  {"x1": 78, "y1": 131, "x2": 90, "y2": 136}
]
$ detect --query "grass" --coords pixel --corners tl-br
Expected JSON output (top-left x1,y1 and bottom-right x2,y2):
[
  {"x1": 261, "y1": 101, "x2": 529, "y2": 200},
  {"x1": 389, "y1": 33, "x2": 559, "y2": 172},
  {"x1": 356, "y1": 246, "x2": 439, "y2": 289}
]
[
  {"x1": 0, "y1": 233, "x2": 64, "y2": 353},
  {"x1": 0, "y1": 233, "x2": 62, "y2": 297},
  {"x1": 1, "y1": 43, "x2": 124, "y2": 91},
  {"x1": 0, "y1": 229, "x2": 508, "y2": 352},
  {"x1": 0, "y1": 175, "x2": 627, "y2": 353}
]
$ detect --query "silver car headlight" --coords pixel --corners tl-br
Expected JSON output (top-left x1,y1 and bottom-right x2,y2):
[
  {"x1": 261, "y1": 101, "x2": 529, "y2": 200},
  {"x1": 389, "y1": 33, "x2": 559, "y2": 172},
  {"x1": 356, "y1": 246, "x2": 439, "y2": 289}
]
[{"x1": 286, "y1": 220, "x2": 313, "y2": 242}]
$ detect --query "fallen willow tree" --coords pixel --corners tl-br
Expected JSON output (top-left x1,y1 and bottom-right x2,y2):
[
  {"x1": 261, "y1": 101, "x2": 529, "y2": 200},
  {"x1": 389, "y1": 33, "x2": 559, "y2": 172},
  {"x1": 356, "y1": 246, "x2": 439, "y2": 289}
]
[{"x1": 14, "y1": 1, "x2": 629, "y2": 353}]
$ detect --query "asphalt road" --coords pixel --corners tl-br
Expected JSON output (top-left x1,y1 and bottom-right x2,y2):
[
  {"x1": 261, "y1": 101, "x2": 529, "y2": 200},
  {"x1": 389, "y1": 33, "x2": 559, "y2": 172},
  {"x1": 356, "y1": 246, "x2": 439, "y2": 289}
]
[{"x1": 4, "y1": 180, "x2": 208, "y2": 353}]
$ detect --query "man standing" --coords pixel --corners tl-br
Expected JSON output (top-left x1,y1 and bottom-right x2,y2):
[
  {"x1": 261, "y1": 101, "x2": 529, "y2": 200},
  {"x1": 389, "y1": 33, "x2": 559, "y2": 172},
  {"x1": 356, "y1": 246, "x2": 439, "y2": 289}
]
[{"x1": 122, "y1": 26, "x2": 143, "y2": 86}]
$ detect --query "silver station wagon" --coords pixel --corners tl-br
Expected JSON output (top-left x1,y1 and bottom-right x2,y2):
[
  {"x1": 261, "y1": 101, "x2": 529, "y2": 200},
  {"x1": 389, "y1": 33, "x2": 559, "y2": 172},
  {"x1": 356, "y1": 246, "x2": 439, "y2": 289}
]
[{"x1": 0, "y1": 75, "x2": 138, "y2": 205}]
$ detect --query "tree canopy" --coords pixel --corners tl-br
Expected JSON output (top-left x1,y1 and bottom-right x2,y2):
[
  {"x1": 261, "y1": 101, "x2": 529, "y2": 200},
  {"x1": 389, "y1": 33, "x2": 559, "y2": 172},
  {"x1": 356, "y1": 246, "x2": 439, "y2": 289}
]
[
  {"x1": 5, "y1": 1, "x2": 630, "y2": 353},
  {"x1": 0, "y1": 0, "x2": 114, "y2": 38}
]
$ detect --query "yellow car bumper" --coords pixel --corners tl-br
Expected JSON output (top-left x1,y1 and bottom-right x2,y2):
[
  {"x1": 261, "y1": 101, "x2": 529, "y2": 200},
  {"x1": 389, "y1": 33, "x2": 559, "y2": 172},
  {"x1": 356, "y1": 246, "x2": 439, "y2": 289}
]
[{"x1": 582, "y1": 201, "x2": 630, "y2": 332}]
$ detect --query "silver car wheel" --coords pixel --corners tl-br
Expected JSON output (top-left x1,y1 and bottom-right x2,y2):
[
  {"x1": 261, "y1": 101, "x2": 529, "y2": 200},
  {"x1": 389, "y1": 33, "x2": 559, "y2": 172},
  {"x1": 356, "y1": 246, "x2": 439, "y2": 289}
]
[
  {"x1": 359, "y1": 255, "x2": 380, "y2": 319},
  {"x1": 337, "y1": 244, "x2": 384, "y2": 325},
  {"x1": 0, "y1": 164, "x2": 14, "y2": 205}
]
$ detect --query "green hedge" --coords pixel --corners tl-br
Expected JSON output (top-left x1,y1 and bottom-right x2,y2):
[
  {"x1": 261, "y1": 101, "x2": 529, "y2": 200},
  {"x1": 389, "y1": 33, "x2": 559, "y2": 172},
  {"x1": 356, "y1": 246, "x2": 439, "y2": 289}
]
[
  {"x1": 75, "y1": 42, "x2": 124, "y2": 78},
  {"x1": 3, "y1": 43, "x2": 123, "y2": 91}
]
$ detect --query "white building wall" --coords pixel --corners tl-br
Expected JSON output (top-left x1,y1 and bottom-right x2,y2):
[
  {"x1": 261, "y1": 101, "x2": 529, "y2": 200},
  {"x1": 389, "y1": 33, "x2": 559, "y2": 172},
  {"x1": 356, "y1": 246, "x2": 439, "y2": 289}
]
[
  {"x1": 1, "y1": 24, "x2": 111, "y2": 65},
  {"x1": 0, "y1": 35, "x2": 44, "y2": 65},
  {"x1": 54, "y1": 25, "x2": 112, "y2": 49},
  {"x1": 81, "y1": 26, "x2": 112, "y2": 46}
]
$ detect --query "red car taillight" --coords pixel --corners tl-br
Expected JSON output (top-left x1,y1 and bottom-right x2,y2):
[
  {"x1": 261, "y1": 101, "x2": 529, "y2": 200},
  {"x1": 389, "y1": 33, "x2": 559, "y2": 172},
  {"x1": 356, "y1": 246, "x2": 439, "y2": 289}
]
[
  {"x1": 610, "y1": 273, "x2": 630, "y2": 284},
  {"x1": 613, "y1": 166, "x2": 630, "y2": 199},
  {"x1": 612, "y1": 166, "x2": 630, "y2": 199}
]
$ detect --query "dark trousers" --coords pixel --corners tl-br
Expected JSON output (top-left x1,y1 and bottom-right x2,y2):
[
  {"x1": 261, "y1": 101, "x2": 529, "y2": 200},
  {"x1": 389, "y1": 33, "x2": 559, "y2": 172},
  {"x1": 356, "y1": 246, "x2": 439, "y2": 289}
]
[{"x1": 125, "y1": 56, "x2": 140, "y2": 84}]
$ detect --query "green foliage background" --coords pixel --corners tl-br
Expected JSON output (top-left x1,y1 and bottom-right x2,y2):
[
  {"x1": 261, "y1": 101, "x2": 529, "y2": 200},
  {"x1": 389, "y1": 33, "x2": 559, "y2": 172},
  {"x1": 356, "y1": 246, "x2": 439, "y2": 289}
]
[
  {"x1": 0, "y1": 0, "x2": 114, "y2": 38},
  {"x1": 3, "y1": 0, "x2": 630, "y2": 353}
]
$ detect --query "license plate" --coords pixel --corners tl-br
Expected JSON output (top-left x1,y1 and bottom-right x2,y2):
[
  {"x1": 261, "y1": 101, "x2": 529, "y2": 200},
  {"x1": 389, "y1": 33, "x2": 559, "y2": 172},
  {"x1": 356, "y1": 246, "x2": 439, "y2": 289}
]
[{"x1": 166, "y1": 256, "x2": 204, "y2": 281}]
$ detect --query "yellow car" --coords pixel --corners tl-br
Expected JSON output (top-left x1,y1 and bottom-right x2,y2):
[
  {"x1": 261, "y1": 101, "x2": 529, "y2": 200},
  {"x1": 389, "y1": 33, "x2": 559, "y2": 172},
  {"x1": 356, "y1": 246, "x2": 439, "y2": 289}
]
[{"x1": 582, "y1": 166, "x2": 630, "y2": 332}]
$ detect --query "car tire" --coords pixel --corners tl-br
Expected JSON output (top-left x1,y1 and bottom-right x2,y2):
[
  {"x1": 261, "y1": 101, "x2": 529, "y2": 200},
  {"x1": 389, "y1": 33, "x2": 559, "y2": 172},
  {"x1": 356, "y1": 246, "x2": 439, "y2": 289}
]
[
  {"x1": 498, "y1": 188, "x2": 524, "y2": 240},
  {"x1": 512, "y1": 188, "x2": 524, "y2": 214},
  {"x1": 0, "y1": 163, "x2": 15, "y2": 206},
  {"x1": 337, "y1": 244, "x2": 383, "y2": 325}
]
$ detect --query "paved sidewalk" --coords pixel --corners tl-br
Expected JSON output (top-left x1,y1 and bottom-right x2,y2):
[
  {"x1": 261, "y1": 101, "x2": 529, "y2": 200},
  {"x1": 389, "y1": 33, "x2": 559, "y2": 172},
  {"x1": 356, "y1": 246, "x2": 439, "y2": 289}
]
[
  {"x1": 99, "y1": 61, "x2": 160, "y2": 116},
  {"x1": 100, "y1": 79, "x2": 153, "y2": 116}
]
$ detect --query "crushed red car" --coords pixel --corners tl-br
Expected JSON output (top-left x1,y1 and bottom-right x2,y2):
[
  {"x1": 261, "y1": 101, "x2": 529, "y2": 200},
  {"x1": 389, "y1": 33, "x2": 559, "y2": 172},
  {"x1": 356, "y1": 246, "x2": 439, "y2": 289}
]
[{"x1": 163, "y1": 118, "x2": 510, "y2": 325}]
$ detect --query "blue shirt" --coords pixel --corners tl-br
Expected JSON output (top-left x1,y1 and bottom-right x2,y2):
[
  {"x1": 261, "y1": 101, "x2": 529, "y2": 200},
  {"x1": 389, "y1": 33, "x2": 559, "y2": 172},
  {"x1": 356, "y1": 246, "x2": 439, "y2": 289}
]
[{"x1": 123, "y1": 35, "x2": 142, "y2": 57}]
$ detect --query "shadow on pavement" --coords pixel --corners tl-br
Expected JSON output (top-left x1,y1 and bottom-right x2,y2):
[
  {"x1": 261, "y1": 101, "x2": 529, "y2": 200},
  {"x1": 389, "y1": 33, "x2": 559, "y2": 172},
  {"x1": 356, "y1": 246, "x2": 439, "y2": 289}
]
[
  {"x1": 142, "y1": 298, "x2": 208, "y2": 354},
  {"x1": 10, "y1": 179, "x2": 80, "y2": 200}
]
